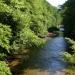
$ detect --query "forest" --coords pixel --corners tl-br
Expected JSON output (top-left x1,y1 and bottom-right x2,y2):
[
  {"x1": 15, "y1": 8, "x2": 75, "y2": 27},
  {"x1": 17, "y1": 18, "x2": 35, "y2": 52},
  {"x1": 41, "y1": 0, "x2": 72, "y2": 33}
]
[{"x1": 0, "y1": 0, "x2": 75, "y2": 75}]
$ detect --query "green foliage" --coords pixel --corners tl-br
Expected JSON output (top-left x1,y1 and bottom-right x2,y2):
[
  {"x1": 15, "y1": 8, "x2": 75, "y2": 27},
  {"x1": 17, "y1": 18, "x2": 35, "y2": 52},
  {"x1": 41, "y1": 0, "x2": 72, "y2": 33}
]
[
  {"x1": 11, "y1": 28, "x2": 45, "y2": 53},
  {"x1": 65, "y1": 38, "x2": 75, "y2": 52},
  {"x1": 63, "y1": 52, "x2": 75, "y2": 64},
  {"x1": 62, "y1": 0, "x2": 75, "y2": 39},
  {"x1": 0, "y1": 1, "x2": 62, "y2": 75},
  {"x1": 63, "y1": 38, "x2": 75, "y2": 64},
  {"x1": 0, "y1": 53, "x2": 7, "y2": 60},
  {"x1": 0, "y1": 0, "x2": 62, "y2": 53},
  {"x1": 0, "y1": 61, "x2": 12, "y2": 75},
  {"x1": 0, "y1": 23, "x2": 11, "y2": 50}
]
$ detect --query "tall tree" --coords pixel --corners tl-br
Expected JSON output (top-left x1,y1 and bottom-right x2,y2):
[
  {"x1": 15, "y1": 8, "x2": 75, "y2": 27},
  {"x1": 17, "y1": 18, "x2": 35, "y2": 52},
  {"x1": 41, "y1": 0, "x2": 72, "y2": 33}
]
[{"x1": 62, "y1": 0, "x2": 75, "y2": 39}]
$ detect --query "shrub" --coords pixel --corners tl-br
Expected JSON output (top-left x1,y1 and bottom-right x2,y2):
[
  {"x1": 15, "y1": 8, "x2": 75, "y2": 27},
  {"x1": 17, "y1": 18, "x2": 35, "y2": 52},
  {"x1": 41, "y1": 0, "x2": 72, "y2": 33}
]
[
  {"x1": 0, "y1": 23, "x2": 12, "y2": 51},
  {"x1": 11, "y1": 28, "x2": 45, "y2": 53},
  {"x1": 63, "y1": 38, "x2": 75, "y2": 64},
  {"x1": 0, "y1": 61, "x2": 12, "y2": 75},
  {"x1": 0, "y1": 53, "x2": 7, "y2": 60}
]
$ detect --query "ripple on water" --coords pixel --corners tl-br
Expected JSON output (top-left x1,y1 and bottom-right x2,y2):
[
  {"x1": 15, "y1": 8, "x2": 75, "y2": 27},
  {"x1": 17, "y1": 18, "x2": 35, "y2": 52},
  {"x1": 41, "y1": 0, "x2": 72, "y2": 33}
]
[{"x1": 32, "y1": 37, "x2": 67, "y2": 72}]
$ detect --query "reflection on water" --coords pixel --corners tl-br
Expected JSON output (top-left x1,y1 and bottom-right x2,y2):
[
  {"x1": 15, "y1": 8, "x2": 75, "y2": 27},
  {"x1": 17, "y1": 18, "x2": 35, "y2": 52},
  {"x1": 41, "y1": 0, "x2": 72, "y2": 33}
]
[
  {"x1": 31, "y1": 37, "x2": 67, "y2": 71},
  {"x1": 13, "y1": 36, "x2": 74, "y2": 75}
]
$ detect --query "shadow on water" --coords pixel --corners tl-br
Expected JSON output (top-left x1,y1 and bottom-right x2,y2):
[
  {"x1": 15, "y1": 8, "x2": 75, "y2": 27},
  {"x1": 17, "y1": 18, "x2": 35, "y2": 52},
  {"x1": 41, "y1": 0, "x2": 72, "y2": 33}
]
[{"x1": 12, "y1": 36, "x2": 68, "y2": 75}]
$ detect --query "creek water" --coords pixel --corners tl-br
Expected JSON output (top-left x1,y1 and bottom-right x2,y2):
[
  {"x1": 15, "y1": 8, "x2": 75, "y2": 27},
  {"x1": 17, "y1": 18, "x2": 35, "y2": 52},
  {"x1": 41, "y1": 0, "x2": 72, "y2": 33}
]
[
  {"x1": 13, "y1": 36, "x2": 75, "y2": 75},
  {"x1": 37, "y1": 37, "x2": 67, "y2": 70},
  {"x1": 27, "y1": 36, "x2": 67, "y2": 75}
]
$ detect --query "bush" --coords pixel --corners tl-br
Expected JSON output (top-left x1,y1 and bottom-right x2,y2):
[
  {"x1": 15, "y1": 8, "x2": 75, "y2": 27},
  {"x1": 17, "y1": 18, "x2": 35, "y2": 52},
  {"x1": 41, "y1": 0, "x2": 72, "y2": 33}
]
[
  {"x1": 0, "y1": 23, "x2": 12, "y2": 51},
  {"x1": 11, "y1": 28, "x2": 45, "y2": 53},
  {"x1": 63, "y1": 52, "x2": 75, "y2": 64},
  {"x1": 0, "y1": 61, "x2": 12, "y2": 75},
  {"x1": 0, "y1": 53, "x2": 7, "y2": 60},
  {"x1": 63, "y1": 38, "x2": 75, "y2": 64}
]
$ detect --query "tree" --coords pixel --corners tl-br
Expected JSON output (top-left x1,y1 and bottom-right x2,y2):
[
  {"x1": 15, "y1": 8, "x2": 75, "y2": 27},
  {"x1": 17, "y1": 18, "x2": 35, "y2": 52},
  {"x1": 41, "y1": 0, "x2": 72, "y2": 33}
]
[
  {"x1": 0, "y1": 0, "x2": 62, "y2": 53},
  {"x1": 62, "y1": 0, "x2": 75, "y2": 39}
]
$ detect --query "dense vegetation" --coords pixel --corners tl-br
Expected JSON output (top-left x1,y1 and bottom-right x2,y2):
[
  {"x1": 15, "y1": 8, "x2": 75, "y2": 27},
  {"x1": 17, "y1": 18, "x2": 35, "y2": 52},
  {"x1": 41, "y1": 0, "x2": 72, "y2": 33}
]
[
  {"x1": 1, "y1": 0, "x2": 75, "y2": 74},
  {"x1": 0, "y1": 0, "x2": 62, "y2": 56},
  {"x1": 62, "y1": 0, "x2": 75, "y2": 65},
  {"x1": 0, "y1": 0, "x2": 61, "y2": 54},
  {"x1": 62, "y1": 0, "x2": 75, "y2": 39},
  {"x1": 0, "y1": 0, "x2": 62, "y2": 74},
  {"x1": 0, "y1": 61, "x2": 12, "y2": 75},
  {"x1": 64, "y1": 38, "x2": 75, "y2": 64}
]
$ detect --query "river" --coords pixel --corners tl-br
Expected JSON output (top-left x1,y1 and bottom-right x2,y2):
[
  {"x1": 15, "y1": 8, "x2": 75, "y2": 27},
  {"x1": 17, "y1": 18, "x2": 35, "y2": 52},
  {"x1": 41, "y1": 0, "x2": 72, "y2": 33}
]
[
  {"x1": 26, "y1": 36, "x2": 67, "y2": 75},
  {"x1": 12, "y1": 36, "x2": 75, "y2": 75}
]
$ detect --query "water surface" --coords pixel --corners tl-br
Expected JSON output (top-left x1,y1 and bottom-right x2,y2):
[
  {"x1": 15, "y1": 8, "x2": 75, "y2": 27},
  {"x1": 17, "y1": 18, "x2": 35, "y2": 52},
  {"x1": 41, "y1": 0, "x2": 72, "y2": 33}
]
[{"x1": 24, "y1": 37, "x2": 67, "y2": 75}]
